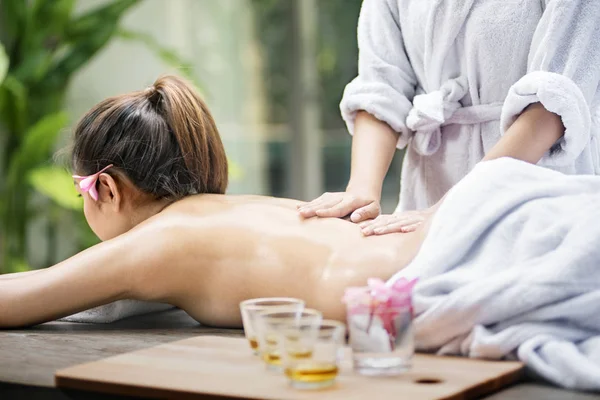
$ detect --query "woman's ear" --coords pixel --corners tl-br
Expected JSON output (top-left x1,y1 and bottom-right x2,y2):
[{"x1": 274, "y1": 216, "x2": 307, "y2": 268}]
[{"x1": 97, "y1": 173, "x2": 122, "y2": 211}]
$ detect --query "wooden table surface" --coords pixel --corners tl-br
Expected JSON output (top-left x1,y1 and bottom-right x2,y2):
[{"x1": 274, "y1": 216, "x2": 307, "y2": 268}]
[{"x1": 0, "y1": 309, "x2": 598, "y2": 400}]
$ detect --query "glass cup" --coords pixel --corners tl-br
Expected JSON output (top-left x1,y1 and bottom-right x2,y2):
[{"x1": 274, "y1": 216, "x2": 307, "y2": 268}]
[
  {"x1": 255, "y1": 308, "x2": 322, "y2": 371},
  {"x1": 282, "y1": 320, "x2": 346, "y2": 390},
  {"x1": 239, "y1": 298, "x2": 305, "y2": 355},
  {"x1": 347, "y1": 289, "x2": 414, "y2": 376}
]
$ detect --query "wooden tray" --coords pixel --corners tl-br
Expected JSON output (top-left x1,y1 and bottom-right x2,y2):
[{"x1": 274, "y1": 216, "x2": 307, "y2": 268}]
[{"x1": 55, "y1": 336, "x2": 523, "y2": 399}]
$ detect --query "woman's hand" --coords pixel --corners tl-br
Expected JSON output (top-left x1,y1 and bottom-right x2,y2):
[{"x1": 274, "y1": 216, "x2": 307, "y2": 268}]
[
  {"x1": 297, "y1": 190, "x2": 381, "y2": 223},
  {"x1": 359, "y1": 206, "x2": 436, "y2": 236},
  {"x1": 298, "y1": 111, "x2": 399, "y2": 223}
]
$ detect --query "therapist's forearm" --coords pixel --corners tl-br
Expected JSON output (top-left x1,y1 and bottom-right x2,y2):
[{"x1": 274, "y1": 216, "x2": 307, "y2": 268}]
[
  {"x1": 483, "y1": 103, "x2": 564, "y2": 163},
  {"x1": 347, "y1": 111, "x2": 400, "y2": 200}
]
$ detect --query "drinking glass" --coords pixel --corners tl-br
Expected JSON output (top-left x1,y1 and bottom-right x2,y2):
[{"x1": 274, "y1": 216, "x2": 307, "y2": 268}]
[
  {"x1": 346, "y1": 289, "x2": 414, "y2": 376},
  {"x1": 282, "y1": 320, "x2": 346, "y2": 390},
  {"x1": 255, "y1": 308, "x2": 322, "y2": 371},
  {"x1": 239, "y1": 298, "x2": 304, "y2": 355}
]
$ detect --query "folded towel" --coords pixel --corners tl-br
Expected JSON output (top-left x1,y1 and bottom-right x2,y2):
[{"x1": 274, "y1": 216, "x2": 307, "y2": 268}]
[
  {"x1": 59, "y1": 300, "x2": 174, "y2": 324},
  {"x1": 388, "y1": 158, "x2": 600, "y2": 391}
]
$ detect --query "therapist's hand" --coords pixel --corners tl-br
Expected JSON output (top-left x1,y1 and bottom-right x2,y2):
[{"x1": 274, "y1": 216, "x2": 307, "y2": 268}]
[
  {"x1": 359, "y1": 207, "x2": 435, "y2": 236},
  {"x1": 297, "y1": 190, "x2": 381, "y2": 223}
]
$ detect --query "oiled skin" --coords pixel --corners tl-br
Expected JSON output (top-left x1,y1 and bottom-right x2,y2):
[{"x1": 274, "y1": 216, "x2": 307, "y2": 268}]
[{"x1": 0, "y1": 195, "x2": 431, "y2": 328}]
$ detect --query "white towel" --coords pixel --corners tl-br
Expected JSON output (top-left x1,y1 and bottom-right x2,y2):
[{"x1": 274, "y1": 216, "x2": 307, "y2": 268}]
[
  {"x1": 59, "y1": 300, "x2": 173, "y2": 324},
  {"x1": 388, "y1": 158, "x2": 600, "y2": 391}
]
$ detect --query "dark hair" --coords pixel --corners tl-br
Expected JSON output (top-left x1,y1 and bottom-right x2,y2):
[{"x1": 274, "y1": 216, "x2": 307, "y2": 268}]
[{"x1": 71, "y1": 75, "x2": 228, "y2": 199}]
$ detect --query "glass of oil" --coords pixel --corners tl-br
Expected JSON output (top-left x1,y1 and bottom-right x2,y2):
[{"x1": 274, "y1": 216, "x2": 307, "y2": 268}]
[
  {"x1": 255, "y1": 308, "x2": 322, "y2": 371},
  {"x1": 282, "y1": 320, "x2": 346, "y2": 390},
  {"x1": 239, "y1": 298, "x2": 305, "y2": 355}
]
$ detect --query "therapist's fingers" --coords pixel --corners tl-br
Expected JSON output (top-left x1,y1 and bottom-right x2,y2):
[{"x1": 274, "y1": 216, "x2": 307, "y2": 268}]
[
  {"x1": 361, "y1": 215, "x2": 393, "y2": 236},
  {"x1": 391, "y1": 211, "x2": 426, "y2": 224},
  {"x1": 372, "y1": 223, "x2": 403, "y2": 235},
  {"x1": 299, "y1": 192, "x2": 345, "y2": 216},
  {"x1": 361, "y1": 214, "x2": 419, "y2": 236},
  {"x1": 316, "y1": 197, "x2": 365, "y2": 218},
  {"x1": 299, "y1": 197, "x2": 343, "y2": 218},
  {"x1": 297, "y1": 193, "x2": 327, "y2": 211},
  {"x1": 350, "y1": 202, "x2": 381, "y2": 223},
  {"x1": 394, "y1": 215, "x2": 425, "y2": 226},
  {"x1": 358, "y1": 219, "x2": 376, "y2": 229},
  {"x1": 361, "y1": 208, "x2": 431, "y2": 235},
  {"x1": 372, "y1": 221, "x2": 419, "y2": 235},
  {"x1": 297, "y1": 192, "x2": 332, "y2": 213},
  {"x1": 372, "y1": 218, "x2": 424, "y2": 235},
  {"x1": 398, "y1": 222, "x2": 422, "y2": 233}
]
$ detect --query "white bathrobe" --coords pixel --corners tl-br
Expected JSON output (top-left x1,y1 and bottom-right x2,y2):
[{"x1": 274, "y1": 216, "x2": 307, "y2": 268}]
[{"x1": 341, "y1": 0, "x2": 600, "y2": 212}]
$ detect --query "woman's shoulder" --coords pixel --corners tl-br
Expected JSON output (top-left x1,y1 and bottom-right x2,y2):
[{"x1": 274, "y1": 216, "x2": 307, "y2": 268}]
[
  {"x1": 126, "y1": 194, "x2": 304, "y2": 249},
  {"x1": 163, "y1": 194, "x2": 301, "y2": 215}
]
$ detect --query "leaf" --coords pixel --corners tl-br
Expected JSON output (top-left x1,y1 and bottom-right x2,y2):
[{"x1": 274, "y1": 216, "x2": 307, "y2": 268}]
[
  {"x1": 32, "y1": 0, "x2": 76, "y2": 34},
  {"x1": 3, "y1": 258, "x2": 32, "y2": 274},
  {"x1": 12, "y1": 259, "x2": 31, "y2": 273},
  {"x1": 28, "y1": 166, "x2": 82, "y2": 210},
  {"x1": 15, "y1": 111, "x2": 68, "y2": 170},
  {"x1": 0, "y1": 0, "x2": 28, "y2": 44},
  {"x1": 0, "y1": 75, "x2": 27, "y2": 134},
  {"x1": 0, "y1": 42, "x2": 8, "y2": 85},
  {"x1": 12, "y1": 48, "x2": 54, "y2": 84},
  {"x1": 10, "y1": 0, "x2": 75, "y2": 87},
  {"x1": 7, "y1": 111, "x2": 69, "y2": 189},
  {"x1": 117, "y1": 28, "x2": 197, "y2": 85},
  {"x1": 44, "y1": 0, "x2": 141, "y2": 91},
  {"x1": 64, "y1": 0, "x2": 140, "y2": 41},
  {"x1": 228, "y1": 158, "x2": 244, "y2": 181}
]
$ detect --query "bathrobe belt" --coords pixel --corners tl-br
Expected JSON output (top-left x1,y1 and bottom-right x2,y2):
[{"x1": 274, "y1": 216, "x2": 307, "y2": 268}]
[{"x1": 406, "y1": 77, "x2": 503, "y2": 156}]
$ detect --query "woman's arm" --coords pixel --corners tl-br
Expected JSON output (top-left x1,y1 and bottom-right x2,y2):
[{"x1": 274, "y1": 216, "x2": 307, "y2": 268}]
[
  {"x1": 0, "y1": 270, "x2": 43, "y2": 280},
  {"x1": 483, "y1": 103, "x2": 564, "y2": 163},
  {"x1": 0, "y1": 224, "x2": 176, "y2": 328},
  {"x1": 346, "y1": 111, "x2": 400, "y2": 199},
  {"x1": 299, "y1": 0, "x2": 417, "y2": 222},
  {"x1": 299, "y1": 111, "x2": 398, "y2": 221},
  {"x1": 499, "y1": 1, "x2": 600, "y2": 167}
]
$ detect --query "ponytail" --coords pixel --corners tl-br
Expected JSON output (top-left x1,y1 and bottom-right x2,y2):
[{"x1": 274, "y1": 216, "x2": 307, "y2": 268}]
[{"x1": 153, "y1": 76, "x2": 228, "y2": 194}]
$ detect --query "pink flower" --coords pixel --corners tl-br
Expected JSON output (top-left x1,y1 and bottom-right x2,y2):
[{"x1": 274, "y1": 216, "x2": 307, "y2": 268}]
[
  {"x1": 72, "y1": 164, "x2": 113, "y2": 201},
  {"x1": 367, "y1": 278, "x2": 391, "y2": 302},
  {"x1": 343, "y1": 277, "x2": 418, "y2": 308},
  {"x1": 390, "y1": 277, "x2": 418, "y2": 294},
  {"x1": 343, "y1": 276, "x2": 418, "y2": 350}
]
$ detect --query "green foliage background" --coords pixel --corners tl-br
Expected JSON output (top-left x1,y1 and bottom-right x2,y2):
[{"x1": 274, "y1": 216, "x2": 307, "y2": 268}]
[{"x1": 0, "y1": 0, "x2": 193, "y2": 273}]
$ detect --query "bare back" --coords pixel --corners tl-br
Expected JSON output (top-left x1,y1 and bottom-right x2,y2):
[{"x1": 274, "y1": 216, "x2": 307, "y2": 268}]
[
  {"x1": 142, "y1": 195, "x2": 428, "y2": 326},
  {"x1": 0, "y1": 195, "x2": 429, "y2": 328}
]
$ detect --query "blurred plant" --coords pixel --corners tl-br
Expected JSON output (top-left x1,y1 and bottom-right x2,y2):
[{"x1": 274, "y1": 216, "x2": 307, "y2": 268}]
[
  {"x1": 251, "y1": 0, "x2": 362, "y2": 197},
  {"x1": 0, "y1": 0, "x2": 197, "y2": 273},
  {"x1": 250, "y1": 0, "x2": 361, "y2": 129}
]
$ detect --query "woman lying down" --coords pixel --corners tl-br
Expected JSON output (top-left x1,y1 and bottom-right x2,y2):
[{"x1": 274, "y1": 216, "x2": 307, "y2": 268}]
[
  {"x1": 1, "y1": 77, "x2": 600, "y2": 393},
  {"x1": 0, "y1": 76, "x2": 428, "y2": 329}
]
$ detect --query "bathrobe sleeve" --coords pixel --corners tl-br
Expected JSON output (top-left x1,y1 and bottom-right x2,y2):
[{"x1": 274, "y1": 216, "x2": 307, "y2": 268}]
[
  {"x1": 340, "y1": 0, "x2": 417, "y2": 149},
  {"x1": 500, "y1": 0, "x2": 600, "y2": 167}
]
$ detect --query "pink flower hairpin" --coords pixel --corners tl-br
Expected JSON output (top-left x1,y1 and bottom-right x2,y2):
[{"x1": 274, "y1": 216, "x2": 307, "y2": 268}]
[{"x1": 72, "y1": 164, "x2": 113, "y2": 201}]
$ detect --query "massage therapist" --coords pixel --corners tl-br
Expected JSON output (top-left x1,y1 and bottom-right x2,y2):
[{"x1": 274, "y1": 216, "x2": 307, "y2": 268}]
[{"x1": 299, "y1": 0, "x2": 600, "y2": 234}]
